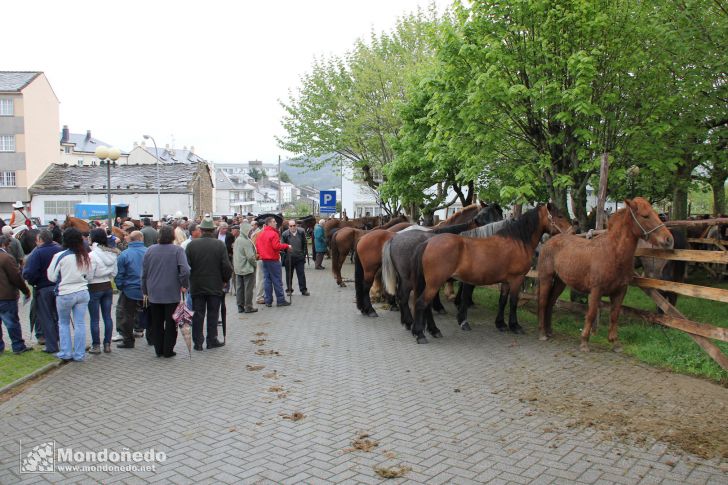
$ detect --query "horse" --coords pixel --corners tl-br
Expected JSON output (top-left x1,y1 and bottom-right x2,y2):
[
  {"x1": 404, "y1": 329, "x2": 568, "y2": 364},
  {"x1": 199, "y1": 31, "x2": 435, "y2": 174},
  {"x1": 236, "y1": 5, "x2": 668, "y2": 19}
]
[
  {"x1": 62, "y1": 215, "x2": 92, "y2": 235},
  {"x1": 409, "y1": 204, "x2": 569, "y2": 344},
  {"x1": 329, "y1": 215, "x2": 409, "y2": 287},
  {"x1": 17, "y1": 228, "x2": 40, "y2": 255},
  {"x1": 356, "y1": 203, "x2": 500, "y2": 319},
  {"x1": 537, "y1": 197, "x2": 674, "y2": 352},
  {"x1": 377, "y1": 203, "x2": 504, "y2": 329},
  {"x1": 638, "y1": 227, "x2": 687, "y2": 310}
]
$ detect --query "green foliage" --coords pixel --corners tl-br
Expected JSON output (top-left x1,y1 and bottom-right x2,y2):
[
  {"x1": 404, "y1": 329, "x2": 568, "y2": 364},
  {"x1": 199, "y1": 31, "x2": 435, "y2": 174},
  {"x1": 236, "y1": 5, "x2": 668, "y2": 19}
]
[
  {"x1": 279, "y1": 171, "x2": 292, "y2": 184},
  {"x1": 248, "y1": 168, "x2": 265, "y2": 182},
  {"x1": 284, "y1": 200, "x2": 314, "y2": 219},
  {"x1": 278, "y1": 8, "x2": 443, "y2": 212}
]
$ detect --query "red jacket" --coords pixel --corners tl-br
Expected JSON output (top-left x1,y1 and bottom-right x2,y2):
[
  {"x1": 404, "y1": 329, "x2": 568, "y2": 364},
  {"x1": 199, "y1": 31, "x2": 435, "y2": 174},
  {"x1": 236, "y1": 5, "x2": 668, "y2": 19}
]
[{"x1": 255, "y1": 225, "x2": 289, "y2": 261}]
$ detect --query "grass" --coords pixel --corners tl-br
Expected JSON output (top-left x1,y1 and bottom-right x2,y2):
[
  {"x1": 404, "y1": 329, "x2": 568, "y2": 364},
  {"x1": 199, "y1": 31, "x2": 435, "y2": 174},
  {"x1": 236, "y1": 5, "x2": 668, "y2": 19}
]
[
  {"x1": 471, "y1": 275, "x2": 728, "y2": 385},
  {"x1": 0, "y1": 348, "x2": 58, "y2": 388}
]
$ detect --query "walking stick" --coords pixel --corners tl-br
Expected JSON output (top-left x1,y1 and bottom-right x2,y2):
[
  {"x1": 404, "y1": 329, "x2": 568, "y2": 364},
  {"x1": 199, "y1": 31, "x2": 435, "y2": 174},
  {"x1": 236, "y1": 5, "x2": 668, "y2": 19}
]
[{"x1": 286, "y1": 252, "x2": 293, "y2": 305}]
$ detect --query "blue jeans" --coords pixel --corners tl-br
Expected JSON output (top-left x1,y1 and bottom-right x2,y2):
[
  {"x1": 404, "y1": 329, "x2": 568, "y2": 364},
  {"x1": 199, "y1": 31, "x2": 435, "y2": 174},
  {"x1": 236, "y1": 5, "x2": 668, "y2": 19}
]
[
  {"x1": 0, "y1": 299, "x2": 27, "y2": 353},
  {"x1": 262, "y1": 260, "x2": 285, "y2": 304},
  {"x1": 56, "y1": 290, "x2": 90, "y2": 361},
  {"x1": 88, "y1": 288, "x2": 114, "y2": 345},
  {"x1": 36, "y1": 286, "x2": 59, "y2": 353}
]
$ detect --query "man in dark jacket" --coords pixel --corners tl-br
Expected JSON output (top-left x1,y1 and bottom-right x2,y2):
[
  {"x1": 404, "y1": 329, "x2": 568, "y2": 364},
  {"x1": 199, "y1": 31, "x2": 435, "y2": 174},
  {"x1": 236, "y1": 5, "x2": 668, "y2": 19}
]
[
  {"x1": 140, "y1": 218, "x2": 158, "y2": 247},
  {"x1": 186, "y1": 216, "x2": 233, "y2": 350},
  {"x1": 21, "y1": 230, "x2": 62, "y2": 353},
  {"x1": 0, "y1": 235, "x2": 32, "y2": 354},
  {"x1": 115, "y1": 231, "x2": 148, "y2": 349},
  {"x1": 48, "y1": 220, "x2": 63, "y2": 244},
  {"x1": 281, "y1": 220, "x2": 310, "y2": 296}
]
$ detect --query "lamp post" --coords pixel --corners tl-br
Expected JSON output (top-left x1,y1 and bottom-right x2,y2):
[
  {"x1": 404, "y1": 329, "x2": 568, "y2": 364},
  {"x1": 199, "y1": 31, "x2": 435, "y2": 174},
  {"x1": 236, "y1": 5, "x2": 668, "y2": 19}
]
[
  {"x1": 143, "y1": 134, "x2": 161, "y2": 220},
  {"x1": 95, "y1": 145, "x2": 121, "y2": 231}
]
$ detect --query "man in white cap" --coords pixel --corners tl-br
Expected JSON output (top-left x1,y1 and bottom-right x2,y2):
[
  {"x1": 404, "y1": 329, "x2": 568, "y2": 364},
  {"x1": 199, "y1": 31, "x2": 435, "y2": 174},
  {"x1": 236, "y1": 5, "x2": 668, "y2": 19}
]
[{"x1": 9, "y1": 201, "x2": 31, "y2": 230}]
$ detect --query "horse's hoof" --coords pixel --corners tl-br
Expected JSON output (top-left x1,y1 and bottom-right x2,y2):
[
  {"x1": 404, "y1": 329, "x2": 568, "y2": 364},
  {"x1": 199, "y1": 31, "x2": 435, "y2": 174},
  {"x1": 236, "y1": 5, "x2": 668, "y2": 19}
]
[
  {"x1": 416, "y1": 336, "x2": 428, "y2": 344},
  {"x1": 446, "y1": 296, "x2": 456, "y2": 302},
  {"x1": 509, "y1": 325, "x2": 525, "y2": 335},
  {"x1": 496, "y1": 323, "x2": 507, "y2": 332},
  {"x1": 460, "y1": 321, "x2": 472, "y2": 331},
  {"x1": 612, "y1": 344, "x2": 623, "y2": 353},
  {"x1": 339, "y1": 283, "x2": 347, "y2": 288},
  {"x1": 580, "y1": 344, "x2": 590, "y2": 352},
  {"x1": 436, "y1": 308, "x2": 447, "y2": 315},
  {"x1": 431, "y1": 330, "x2": 443, "y2": 338},
  {"x1": 365, "y1": 310, "x2": 379, "y2": 318},
  {"x1": 389, "y1": 305, "x2": 399, "y2": 311},
  {"x1": 538, "y1": 334, "x2": 548, "y2": 341}
]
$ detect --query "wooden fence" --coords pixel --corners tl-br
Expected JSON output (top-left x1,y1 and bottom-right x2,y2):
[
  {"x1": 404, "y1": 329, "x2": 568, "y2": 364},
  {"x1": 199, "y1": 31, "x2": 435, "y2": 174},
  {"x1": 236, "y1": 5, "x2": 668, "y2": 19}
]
[{"x1": 520, "y1": 218, "x2": 728, "y2": 372}]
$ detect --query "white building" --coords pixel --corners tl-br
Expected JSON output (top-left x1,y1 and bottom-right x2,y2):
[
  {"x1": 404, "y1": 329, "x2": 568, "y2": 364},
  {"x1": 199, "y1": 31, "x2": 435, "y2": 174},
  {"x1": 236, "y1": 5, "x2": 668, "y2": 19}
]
[
  {"x1": 59, "y1": 126, "x2": 128, "y2": 166},
  {"x1": 214, "y1": 170, "x2": 256, "y2": 216},
  {"x1": 29, "y1": 162, "x2": 213, "y2": 223},
  {"x1": 341, "y1": 165, "x2": 382, "y2": 218}
]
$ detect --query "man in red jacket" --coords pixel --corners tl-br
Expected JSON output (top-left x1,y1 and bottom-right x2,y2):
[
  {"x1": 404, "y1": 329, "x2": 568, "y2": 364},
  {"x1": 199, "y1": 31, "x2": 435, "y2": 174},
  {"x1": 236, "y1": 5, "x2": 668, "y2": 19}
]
[{"x1": 254, "y1": 217, "x2": 291, "y2": 307}]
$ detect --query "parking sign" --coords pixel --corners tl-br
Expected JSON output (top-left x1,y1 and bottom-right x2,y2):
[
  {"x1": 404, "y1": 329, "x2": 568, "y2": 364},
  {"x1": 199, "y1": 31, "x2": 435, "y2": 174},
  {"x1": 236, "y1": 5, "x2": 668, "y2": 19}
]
[{"x1": 320, "y1": 191, "x2": 337, "y2": 213}]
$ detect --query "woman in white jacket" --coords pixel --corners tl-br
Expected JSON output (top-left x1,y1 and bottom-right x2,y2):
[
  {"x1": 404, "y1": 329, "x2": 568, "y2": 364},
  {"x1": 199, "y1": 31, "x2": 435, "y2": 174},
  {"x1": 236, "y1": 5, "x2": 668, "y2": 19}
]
[
  {"x1": 87, "y1": 228, "x2": 119, "y2": 354},
  {"x1": 47, "y1": 228, "x2": 91, "y2": 362}
]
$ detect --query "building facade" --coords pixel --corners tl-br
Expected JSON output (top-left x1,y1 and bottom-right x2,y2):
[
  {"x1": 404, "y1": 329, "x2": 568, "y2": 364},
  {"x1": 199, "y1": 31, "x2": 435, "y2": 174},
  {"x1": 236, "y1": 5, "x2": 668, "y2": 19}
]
[
  {"x1": 29, "y1": 162, "x2": 213, "y2": 223},
  {"x1": 0, "y1": 71, "x2": 59, "y2": 218},
  {"x1": 59, "y1": 125, "x2": 128, "y2": 166},
  {"x1": 213, "y1": 170, "x2": 256, "y2": 216}
]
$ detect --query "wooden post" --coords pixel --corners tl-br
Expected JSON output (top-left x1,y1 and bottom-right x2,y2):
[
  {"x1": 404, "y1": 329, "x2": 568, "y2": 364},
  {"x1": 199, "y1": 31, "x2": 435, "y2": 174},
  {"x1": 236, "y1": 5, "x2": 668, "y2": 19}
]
[{"x1": 595, "y1": 153, "x2": 609, "y2": 230}]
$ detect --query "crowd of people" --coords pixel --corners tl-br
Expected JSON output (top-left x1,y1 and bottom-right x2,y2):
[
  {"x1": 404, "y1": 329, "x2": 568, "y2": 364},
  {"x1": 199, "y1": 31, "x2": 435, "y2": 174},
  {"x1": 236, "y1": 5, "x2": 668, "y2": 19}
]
[{"x1": 0, "y1": 213, "x2": 330, "y2": 361}]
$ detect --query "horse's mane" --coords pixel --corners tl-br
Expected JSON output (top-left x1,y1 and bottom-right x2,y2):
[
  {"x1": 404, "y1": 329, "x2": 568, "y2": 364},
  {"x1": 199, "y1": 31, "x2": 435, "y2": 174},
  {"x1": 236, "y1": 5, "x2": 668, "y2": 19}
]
[
  {"x1": 462, "y1": 220, "x2": 509, "y2": 238},
  {"x1": 401, "y1": 225, "x2": 430, "y2": 233},
  {"x1": 441, "y1": 204, "x2": 479, "y2": 226},
  {"x1": 432, "y1": 221, "x2": 473, "y2": 235},
  {"x1": 494, "y1": 204, "x2": 545, "y2": 245},
  {"x1": 379, "y1": 215, "x2": 407, "y2": 230}
]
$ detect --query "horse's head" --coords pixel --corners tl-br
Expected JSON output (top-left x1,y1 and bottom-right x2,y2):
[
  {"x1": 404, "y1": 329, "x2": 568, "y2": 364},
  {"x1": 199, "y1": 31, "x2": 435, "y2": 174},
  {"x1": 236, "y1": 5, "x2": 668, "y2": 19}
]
[
  {"x1": 625, "y1": 197, "x2": 673, "y2": 249},
  {"x1": 473, "y1": 202, "x2": 504, "y2": 227},
  {"x1": 542, "y1": 203, "x2": 572, "y2": 236}
]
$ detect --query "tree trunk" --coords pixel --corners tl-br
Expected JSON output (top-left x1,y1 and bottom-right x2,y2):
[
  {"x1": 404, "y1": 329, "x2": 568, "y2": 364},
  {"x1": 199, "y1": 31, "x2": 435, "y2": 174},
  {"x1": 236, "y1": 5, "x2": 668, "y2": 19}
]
[
  {"x1": 512, "y1": 204, "x2": 522, "y2": 218},
  {"x1": 711, "y1": 172, "x2": 727, "y2": 216},
  {"x1": 570, "y1": 184, "x2": 588, "y2": 229},
  {"x1": 421, "y1": 210, "x2": 435, "y2": 226},
  {"x1": 671, "y1": 185, "x2": 689, "y2": 220}
]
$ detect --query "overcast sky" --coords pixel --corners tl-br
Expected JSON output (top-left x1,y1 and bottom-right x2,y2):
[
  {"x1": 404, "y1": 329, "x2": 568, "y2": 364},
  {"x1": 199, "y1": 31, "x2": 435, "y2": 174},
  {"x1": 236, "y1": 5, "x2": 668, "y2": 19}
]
[{"x1": 5, "y1": 0, "x2": 450, "y2": 164}]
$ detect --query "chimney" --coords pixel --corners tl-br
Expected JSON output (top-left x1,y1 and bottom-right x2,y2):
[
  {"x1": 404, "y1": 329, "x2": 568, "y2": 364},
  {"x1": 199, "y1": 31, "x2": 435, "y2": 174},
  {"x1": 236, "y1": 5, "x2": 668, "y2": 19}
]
[
  {"x1": 190, "y1": 145, "x2": 195, "y2": 153},
  {"x1": 85, "y1": 130, "x2": 92, "y2": 141},
  {"x1": 61, "y1": 125, "x2": 70, "y2": 143}
]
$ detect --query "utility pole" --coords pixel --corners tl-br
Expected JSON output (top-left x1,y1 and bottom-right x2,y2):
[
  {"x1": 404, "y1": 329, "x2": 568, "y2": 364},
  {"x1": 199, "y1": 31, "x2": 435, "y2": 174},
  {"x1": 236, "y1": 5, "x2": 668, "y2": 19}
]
[{"x1": 278, "y1": 155, "x2": 282, "y2": 211}]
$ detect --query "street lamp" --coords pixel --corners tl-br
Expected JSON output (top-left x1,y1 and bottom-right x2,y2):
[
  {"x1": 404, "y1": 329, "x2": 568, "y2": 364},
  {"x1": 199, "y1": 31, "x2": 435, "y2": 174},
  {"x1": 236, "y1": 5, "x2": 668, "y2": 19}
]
[
  {"x1": 142, "y1": 134, "x2": 161, "y2": 220},
  {"x1": 95, "y1": 145, "x2": 121, "y2": 231}
]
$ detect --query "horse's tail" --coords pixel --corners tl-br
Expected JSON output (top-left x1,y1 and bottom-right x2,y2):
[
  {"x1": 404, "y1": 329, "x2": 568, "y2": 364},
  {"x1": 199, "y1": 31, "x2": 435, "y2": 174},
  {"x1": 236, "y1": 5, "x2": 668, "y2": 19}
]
[
  {"x1": 381, "y1": 240, "x2": 398, "y2": 296},
  {"x1": 330, "y1": 231, "x2": 340, "y2": 272},
  {"x1": 412, "y1": 240, "x2": 428, "y2": 302},
  {"x1": 354, "y1": 250, "x2": 365, "y2": 310},
  {"x1": 670, "y1": 227, "x2": 688, "y2": 281}
]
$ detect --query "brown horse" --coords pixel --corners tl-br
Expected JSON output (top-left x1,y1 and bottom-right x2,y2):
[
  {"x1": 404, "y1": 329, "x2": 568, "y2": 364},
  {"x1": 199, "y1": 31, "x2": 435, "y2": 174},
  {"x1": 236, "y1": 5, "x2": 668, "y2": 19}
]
[
  {"x1": 537, "y1": 197, "x2": 674, "y2": 352},
  {"x1": 62, "y1": 215, "x2": 92, "y2": 234},
  {"x1": 329, "y1": 215, "x2": 409, "y2": 286},
  {"x1": 411, "y1": 204, "x2": 570, "y2": 344},
  {"x1": 356, "y1": 202, "x2": 500, "y2": 319}
]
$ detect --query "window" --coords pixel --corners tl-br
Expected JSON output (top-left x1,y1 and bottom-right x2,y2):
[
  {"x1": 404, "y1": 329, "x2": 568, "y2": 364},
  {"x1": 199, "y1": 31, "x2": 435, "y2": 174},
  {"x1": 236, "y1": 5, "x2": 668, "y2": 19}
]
[
  {"x1": 44, "y1": 200, "x2": 81, "y2": 215},
  {"x1": 0, "y1": 98, "x2": 12, "y2": 116},
  {"x1": 0, "y1": 135, "x2": 15, "y2": 152},
  {"x1": 64, "y1": 146, "x2": 71, "y2": 153},
  {"x1": 0, "y1": 171, "x2": 16, "y2": 187}
]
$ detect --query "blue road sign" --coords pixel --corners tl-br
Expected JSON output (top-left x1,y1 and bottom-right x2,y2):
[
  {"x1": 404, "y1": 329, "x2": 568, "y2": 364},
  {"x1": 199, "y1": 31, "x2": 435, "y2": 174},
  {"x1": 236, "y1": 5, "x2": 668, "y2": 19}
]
[{"x1": 320, "y1": 190, "x2": 337, "y2": 213}]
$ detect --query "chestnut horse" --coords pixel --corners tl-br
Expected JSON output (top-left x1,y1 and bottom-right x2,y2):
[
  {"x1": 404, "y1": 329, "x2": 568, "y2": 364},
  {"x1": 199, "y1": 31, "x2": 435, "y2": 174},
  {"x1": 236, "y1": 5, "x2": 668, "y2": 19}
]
[
  {"x1": 329, "y1": 215, "x2": 409, "y2": 287},
  {"x1": 411, "y1": 204, "x2": 570, "y2": 344},
  {"x1": 537, "y1": 197, "x2": 674, "y2": 352},
  {"x1": 354, "y1": 203, "x2": 499, "y2": 319},
  {"x1": 61, "y1": 215, "x2": 126, "y2": 241},
  {"x1": 375, "y1": 203, "x2": 503, "y2": 328}
]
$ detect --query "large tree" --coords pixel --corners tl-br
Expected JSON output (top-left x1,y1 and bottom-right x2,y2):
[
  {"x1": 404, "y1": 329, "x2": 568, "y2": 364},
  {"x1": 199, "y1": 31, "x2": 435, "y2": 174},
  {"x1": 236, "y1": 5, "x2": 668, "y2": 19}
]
[{"x1": 277, "y1": 9, "x2": 442, "y2": 213}]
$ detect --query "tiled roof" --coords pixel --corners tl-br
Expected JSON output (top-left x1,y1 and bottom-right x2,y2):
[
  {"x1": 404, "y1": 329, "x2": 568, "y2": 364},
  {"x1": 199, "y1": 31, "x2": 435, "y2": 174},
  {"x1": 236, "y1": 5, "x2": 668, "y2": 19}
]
[
  {"x1": 30, "y1": 162, "x2": 207, "y2": 194},
  {"x1": 0, "y1": 71, "x2": 41, "y2": 92},
  {"x1": 62, "y1": 132, "x2": 122, "y2": 153},
  {"x1": 214, "y1": 170, "x2": 255, "y2": 191},
  {"x1": 144, "y1": 147, "x2": 204, "y2": 164}
]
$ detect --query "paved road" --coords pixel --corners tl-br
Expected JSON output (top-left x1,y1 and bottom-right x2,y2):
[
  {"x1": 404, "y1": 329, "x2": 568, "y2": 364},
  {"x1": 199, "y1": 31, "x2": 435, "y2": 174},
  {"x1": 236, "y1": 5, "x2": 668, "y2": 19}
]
[{"x1": 1, "y1": 262, "x2": 726, "y2": 484}]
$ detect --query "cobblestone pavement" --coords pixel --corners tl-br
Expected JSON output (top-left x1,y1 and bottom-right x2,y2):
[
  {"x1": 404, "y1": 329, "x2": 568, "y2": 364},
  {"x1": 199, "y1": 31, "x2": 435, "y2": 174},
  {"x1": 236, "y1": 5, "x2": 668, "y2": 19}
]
[{"x1": 1, "y1": 262, "x2": 727, "y2": 484}]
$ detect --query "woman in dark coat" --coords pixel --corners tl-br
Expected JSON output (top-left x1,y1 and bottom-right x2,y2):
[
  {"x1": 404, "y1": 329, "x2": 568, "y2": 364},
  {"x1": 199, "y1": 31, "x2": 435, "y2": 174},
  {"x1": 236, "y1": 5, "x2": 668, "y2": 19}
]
[{"x1": 142, "y1": 225, "x2": 190, "y2": 358}]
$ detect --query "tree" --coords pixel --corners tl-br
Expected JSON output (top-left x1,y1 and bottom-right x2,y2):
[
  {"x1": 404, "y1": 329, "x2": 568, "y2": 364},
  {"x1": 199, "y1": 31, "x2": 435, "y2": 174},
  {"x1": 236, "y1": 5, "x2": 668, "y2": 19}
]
[
  {"x1": 248, "y1": 168, "x2": 265, "y2": 182},
  {"x1": 278, "y1": 9, "x2": 442, "y2": 213},
  {"x1": 279, "y1": 171, "x2": 292, "y2": 183}
]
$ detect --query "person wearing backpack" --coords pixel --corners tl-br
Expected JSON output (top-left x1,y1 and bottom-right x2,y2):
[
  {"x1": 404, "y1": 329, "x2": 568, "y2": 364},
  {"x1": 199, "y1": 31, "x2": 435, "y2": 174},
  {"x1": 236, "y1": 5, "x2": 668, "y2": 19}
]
[
  {"x1": 47, "y1": 228, "x2": 91, "y2": 362},
  {"x1": 87, "y1": 228, "x2": 119, "y2": 354}
]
